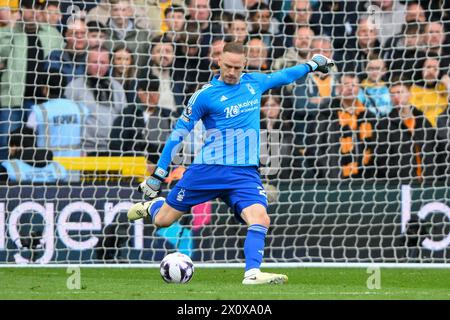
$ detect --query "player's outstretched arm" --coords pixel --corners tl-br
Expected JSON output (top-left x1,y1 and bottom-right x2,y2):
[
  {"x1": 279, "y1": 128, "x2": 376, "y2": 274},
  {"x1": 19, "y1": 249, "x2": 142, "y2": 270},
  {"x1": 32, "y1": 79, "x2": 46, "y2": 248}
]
[
  {"x1": 138, "y1": 119, "x2": 194, "y2": 198},
  {"x1": 138, "y1": 88, "x2": 208, "y2": 199},
  {"x1": 260, "y1": 54, "x2": 334, "y2": 92}
]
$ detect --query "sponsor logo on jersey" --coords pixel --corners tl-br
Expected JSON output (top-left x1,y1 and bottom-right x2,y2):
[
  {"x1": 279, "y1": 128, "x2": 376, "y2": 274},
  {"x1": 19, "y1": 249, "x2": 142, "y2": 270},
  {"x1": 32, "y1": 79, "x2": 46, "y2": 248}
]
[
  {"x1": 220, "y1": 95, "x2": 228, "y2": 102},
  {"x1": 224, "y1": 99, "x2": 259, "y2": 118}
]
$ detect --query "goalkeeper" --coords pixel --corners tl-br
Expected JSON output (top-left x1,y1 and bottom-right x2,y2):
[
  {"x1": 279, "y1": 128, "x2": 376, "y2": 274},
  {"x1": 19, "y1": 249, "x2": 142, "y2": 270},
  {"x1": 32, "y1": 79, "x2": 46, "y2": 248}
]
[{"x1": 128, "y1": 41, "x2": 333, "y2": 284}]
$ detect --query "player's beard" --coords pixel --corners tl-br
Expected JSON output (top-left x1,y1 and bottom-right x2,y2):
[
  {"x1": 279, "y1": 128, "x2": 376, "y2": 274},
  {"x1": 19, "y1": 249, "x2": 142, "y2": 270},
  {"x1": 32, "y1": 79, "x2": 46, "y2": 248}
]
[{"x1": 223, "y1": 75, "x2": 238, "y2": 84}]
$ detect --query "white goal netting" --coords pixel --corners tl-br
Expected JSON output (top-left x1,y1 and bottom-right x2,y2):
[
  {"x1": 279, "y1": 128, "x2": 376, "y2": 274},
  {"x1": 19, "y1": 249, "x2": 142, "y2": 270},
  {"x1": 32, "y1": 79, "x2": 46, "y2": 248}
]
[{"x1": 0, "y1": 0, "x2": 449, "y2": 265}]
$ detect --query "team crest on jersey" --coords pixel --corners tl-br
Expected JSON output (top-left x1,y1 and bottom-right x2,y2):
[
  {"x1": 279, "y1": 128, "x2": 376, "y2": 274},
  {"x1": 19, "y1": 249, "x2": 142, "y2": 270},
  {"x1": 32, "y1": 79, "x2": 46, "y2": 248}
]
[
  {"x1": 246, "y1": 83, "x2": 256, "y2": 95},
  {"x1": 181, "y1": 105, "x2": 192, "y2": 122},
  {"x1": 177, "y1": 188, "x2": 185, "y2": 202},
  {"x1": 185, "y1": 105, "x2": 192, "y2": 116}
]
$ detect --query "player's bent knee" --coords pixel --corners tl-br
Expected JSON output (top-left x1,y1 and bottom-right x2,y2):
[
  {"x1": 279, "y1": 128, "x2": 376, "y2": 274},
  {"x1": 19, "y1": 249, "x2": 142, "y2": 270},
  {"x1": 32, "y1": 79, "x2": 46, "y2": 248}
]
[
  {"x1": 153, "y1": 204, "x2": 184, "y2": 228},
  {"x1": 154, "y1": 215, "x2": 173, "y2": 228},
  {"x1": 241, "y1": 204, "x2": 270, "y2": 227}
]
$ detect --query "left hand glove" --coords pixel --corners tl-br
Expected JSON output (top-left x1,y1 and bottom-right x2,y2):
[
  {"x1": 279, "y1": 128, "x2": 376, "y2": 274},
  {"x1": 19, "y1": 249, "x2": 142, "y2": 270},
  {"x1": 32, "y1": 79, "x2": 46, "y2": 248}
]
[
  {"x1": 138, "y1": 168, "x2": 167, "y2": 199},
  {"x1": 306, "y1": 54, "x2": 335, "y2": 74}
]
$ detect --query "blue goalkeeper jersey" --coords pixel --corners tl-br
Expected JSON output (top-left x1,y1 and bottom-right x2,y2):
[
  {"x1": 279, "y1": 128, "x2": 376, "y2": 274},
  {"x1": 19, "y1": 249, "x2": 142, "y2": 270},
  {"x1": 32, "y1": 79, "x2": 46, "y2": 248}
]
[{"x1": 156, "y1": 64, "x2": 312, "y2": 173}]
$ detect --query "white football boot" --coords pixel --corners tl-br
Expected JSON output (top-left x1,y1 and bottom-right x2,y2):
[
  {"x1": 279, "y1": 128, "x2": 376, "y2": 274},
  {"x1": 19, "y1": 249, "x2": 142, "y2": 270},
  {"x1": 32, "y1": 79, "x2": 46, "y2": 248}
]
[
  {"x1": 242, "y1": 271, "x2": 288, "y2": 285},
  {"x1": 127, "y1": 197, "x2": 165, "y2": 221}
]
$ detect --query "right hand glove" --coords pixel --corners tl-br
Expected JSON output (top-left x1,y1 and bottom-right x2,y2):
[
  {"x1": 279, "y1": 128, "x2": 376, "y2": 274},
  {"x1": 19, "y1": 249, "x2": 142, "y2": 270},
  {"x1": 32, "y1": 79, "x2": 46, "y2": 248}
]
[
  {"x1": 138, "y1": 168, "x2": 167, "y2": 199},
  {"x1": 306, "y1": 54, "x2": 335, "y2": 74}
]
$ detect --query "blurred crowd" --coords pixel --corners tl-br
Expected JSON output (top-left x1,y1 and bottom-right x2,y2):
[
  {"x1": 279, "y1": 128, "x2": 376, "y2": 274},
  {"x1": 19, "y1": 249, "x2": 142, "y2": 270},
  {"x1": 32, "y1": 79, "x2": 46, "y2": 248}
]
[{"x1": 0, "y1": 0, "x2": 450, "y2": 184}]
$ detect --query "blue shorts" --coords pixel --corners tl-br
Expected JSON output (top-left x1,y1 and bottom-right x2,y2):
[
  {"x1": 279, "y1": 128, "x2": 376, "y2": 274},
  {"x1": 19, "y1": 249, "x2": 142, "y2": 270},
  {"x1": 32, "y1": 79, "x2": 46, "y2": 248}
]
[{"x1": 166, "y1": 165, "x2": 268, "y2": 223}]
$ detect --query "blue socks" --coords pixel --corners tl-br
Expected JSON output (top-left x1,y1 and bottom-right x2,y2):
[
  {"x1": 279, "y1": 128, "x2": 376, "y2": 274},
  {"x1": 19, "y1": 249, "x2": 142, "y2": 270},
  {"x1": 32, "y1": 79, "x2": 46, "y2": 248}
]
[
  {"x1": 148, "y1": 198, "x2": 165, "y2": 222},
  {"x1": 244, "y1": 224, "x2": 268, "y2": 273}
]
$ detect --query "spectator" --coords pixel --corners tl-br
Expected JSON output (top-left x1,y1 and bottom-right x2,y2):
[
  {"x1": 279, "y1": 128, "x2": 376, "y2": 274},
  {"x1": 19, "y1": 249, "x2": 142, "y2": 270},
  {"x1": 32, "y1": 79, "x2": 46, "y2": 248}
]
[
  {"x1": 42, "y1": 1, "x2": 62, "y2": 32},
  {"x1": 272, "y1": 26, "x2": 314, "y2": 71},
  {"x1": 342, "y1": 17, "x2": 382, "y2": 80},
  {"x1": 86, "y1": 0, "x2": 158, "y2": 34},
  {"x1": 404, "y1": 2, "x2": 427, "y2": 24},
  {"x1": 0, "y1": 0, "x2": 64, "y2": 160},
  {"x1": 246, "y1": 37, "x2": 270, "y2": 71},
  {"x1": 382, "y1": 2, "x2": 427, "y2": 60},
  {"x1": 410, "y1": 55, "x2": 450, "y2": 127},
  {"x1": 422, "y1": 21, "x2": 450, "y2": 75},
  {"x1": 198, "y1": 38, "x2": 225, "y2": 83},
  {"x1": 279, "y1": 0, "x2": 318, "y2": 49},
  {"x1": 87, "y1": 21, "x2": 110, "y2": 49},
  {"x1": 173, "y1": 27, "x2": 209, "y2": 105},
  {"x1": 358, "y1": 57, "x2": 393, "y2": 117},
  {"x1": 414, "y1": 0, "x2": 450, "y2": 27},
  {"x1": 43, "y1": 17, "x2": 88, "y2": 85},
  {"x1": 110, "y1": 76, "x2": 172, "y2": 166},
  {"x1": 0, "y1": 126, "x2": 68, "y2": 184},
  {"x1": 359, "y1": 0, "x2": 406, "y2": 46},
  {"x1": 186, "y1": 0, "x2": 223, "y2": 58},
  {"x1": 105, "y1": 0, "x2": 152, "y2": 76},
  {"x1": 271, "y1": 26, "x2": 315, "y2": 150},
  {"x1": 163, "y1": 4, "x2": 187, "y2": 43},
  {"x1": 383, "y1": 22, "x2": 426, "y2": 83},
  {"x1": 248, "y1": 2, "x2": 271, "y2": 40},
  {"x1": 259, "y1": 91, "x2": 295, "y2": 179},
  {"x1": 25, "y1": 73, "x2": 88, "y2": 158},
  {"x1": 223, "y1": 0, "x2": 263, "y2": 15},
  {"x1": 112, "y1": 44, "x2": 138, "y2": 104},
  {"x1": 226, "y1": 14, "x2": 248, "y2": 44},
  {"x1": 0, "y1": 0, "x2": 19, "y2": 28},
  {"x1": 134, "y1": 0, "x2": 186, "y2": 34},
  {"x1": 292, "y1": 35, "x2": 337, "y2": 111},
  {"x1": 382, "y1": 82, "x2": 443, "y2": 181},
  {"x1": 146, "y1": 36, "x2": 183, "y2": 114},
  {"x1": 305, "y1": 73, "x2": 378, "y2": 180},
  {"x1": 291, "y1": 35, "x2": 337, "y2": 156},
  {"x1": 312, "y1": 1, "x2": 358, "y2": 63},
  {"x1": 65, "y1": 46, "x2": 127, "y2": 155}
]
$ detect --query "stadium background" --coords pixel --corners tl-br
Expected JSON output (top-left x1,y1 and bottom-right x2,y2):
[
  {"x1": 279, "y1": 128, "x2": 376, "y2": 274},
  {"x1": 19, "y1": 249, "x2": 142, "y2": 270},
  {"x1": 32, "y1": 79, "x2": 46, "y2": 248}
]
[{"x1": 0, "y1": 0, "x2": 449, "y2": 266}]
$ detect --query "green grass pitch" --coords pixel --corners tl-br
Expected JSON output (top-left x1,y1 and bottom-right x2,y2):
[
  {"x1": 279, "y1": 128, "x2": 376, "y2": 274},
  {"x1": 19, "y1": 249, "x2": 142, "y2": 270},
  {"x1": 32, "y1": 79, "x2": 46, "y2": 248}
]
[{"x1": 0, "y1": 267, "x2": 449, "y2": 300}]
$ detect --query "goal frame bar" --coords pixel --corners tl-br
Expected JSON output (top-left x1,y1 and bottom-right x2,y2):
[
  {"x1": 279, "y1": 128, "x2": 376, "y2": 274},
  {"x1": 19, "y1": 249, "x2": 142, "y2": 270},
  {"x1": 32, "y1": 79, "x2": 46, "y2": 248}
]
[{"x1": 0, "y1": 263, "x2": 448, "y2": 269}]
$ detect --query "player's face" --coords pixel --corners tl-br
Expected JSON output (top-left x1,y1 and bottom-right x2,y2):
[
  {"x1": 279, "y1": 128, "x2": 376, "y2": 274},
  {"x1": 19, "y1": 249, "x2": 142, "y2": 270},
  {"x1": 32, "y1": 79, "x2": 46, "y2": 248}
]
[{"x1": 219, "y1": 51, "x2": 246, "y2": 84}]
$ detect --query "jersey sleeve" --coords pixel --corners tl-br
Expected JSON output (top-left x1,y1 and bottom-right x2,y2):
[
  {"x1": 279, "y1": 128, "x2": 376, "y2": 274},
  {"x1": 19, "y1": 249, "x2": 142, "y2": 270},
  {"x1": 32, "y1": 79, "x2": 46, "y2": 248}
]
[
  {"x1": 254, "y1": 63, "x2": 311, "y2": 92},
  {"x1": 156, "y1": 89, "x2": 208, "y2": 173}
]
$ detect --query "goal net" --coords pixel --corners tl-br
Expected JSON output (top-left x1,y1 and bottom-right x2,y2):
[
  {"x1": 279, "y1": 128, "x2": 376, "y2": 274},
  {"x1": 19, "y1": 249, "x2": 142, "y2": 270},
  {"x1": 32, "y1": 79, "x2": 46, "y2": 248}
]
[{"x1": 0, "y1": 0, "x2": 449, "y2": 265}]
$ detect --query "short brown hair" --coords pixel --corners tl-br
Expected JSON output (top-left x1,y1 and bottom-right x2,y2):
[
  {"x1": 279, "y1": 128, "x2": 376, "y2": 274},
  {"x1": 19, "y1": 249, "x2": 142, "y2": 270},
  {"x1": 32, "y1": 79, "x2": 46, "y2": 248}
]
[{"x1": 223, "y1": 41, "x2": 245, "y2": 55}]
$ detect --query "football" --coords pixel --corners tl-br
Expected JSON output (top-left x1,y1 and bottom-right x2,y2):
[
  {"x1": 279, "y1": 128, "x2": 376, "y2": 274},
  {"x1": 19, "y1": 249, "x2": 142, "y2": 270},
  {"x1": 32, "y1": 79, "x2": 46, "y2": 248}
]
[{"x1": 160, "y1": 252, "x2": 194, "y2": 284}]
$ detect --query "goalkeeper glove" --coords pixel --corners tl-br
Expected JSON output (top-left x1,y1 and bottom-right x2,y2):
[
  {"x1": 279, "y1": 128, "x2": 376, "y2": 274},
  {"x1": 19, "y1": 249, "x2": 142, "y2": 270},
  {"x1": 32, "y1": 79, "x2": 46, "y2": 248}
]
[
  {"x1": 138, "y1": 167, "x2": 168, "y2": 199},
  {"x1": 306, "y1": 54, "x2": 335, "y2": 74}
]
